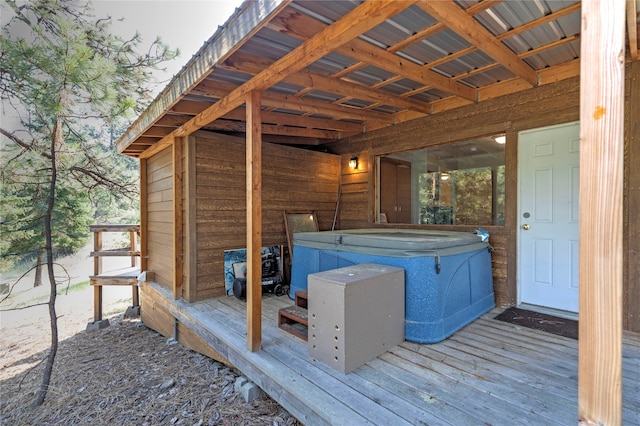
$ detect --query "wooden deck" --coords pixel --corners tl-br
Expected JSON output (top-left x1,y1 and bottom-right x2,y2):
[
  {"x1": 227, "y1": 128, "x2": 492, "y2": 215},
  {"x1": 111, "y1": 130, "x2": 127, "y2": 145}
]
[{"x1": 143, "y1": 282, "x2": 640, "y2": 425}]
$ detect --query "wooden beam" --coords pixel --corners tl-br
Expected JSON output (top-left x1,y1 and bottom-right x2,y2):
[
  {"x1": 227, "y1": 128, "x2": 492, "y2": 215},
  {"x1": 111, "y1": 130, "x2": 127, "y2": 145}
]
[
  {"x1": 578, "y1": 0, "x2": 625, "y2": 424},
  {"x1": 204, "y1": 118, "x2": 340, "y2": 140},
  {"x1": 172, "y1": 136, "x2": 183, "y2": 300},
  {"x1": 268, "y1": 9, "x2": 478, "y2": 102},
  {"x1": 388, "y1": 0, "x2": 503, "y2": 53},
  {"x1": 171, "y1": 99, "x2": 213, "y2": 115},
  {"x1": 222, "y1": 108, "x2": 362, "y2": 133},
  {"x1": 193, "y1": 76, "x2": 395, "y2": 124},
  {"x1": 418, "y1": 0, "x2": 539, "y2": 86},
  {"x1": 142, "y1": 127, "x2": 175, "y2": 138},
  {"x1": 627, "y1": 0, "x2": 639, "y2": 60},
  {"x1": 498, "y1": 2, "x2": 581, "y2": 42},
  {"x1": 139, "y1": 0, "x2": 413, "y2": 160},
  {"x1": 222, "y1": 51, "x2": 432, "y2": 113},
  {"x1": 387, "y1": 2, "x2": 581, "y2": 102},
  {"x1": 155, "y1": 114, "x2": 194, "y2": 128},
  {"x1": 139, "y1": 157, "x2": 148, "y2": 272},
  {"x1": 246, "y1": 90, "x2": 262, "y2": 352},
  {"x1": 140, "y1": 136, "x2": 175, "y2": 160}
]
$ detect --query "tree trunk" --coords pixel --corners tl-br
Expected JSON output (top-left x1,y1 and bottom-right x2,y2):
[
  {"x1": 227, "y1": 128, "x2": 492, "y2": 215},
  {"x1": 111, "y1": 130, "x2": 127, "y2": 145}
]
[
  {"x1": 33, "y1": 248, "x2": 45, "y2": 288},
  {"x1": 33, "y1": 117, "x2": 61, "y2": 407}
]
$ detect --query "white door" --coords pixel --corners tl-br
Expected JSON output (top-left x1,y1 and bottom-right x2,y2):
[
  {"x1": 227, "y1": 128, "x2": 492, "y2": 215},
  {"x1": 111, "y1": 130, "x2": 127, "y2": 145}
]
[{"x1": 518, "y1": 122, "x2": 580, "y2": 312}]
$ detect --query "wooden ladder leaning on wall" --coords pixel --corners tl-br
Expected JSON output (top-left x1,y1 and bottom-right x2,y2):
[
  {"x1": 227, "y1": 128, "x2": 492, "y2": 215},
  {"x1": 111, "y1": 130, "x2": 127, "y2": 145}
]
[{"x1": 87, "y1": 224, "x2": 141, "y2": 329}]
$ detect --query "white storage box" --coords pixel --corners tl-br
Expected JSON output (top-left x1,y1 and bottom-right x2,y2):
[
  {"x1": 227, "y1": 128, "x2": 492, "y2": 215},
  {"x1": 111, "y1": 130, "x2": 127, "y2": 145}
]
[{"x1": 307, "y1": 263, "x2": 405, "y2": 374}]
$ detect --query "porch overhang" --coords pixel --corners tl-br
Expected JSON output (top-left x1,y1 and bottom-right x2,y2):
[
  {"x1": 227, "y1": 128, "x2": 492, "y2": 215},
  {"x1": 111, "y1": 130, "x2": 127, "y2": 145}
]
[
  {"x1": 116, "y1": 0, "x2": 640, "y2": 158},
  {"x1": 115, "y1": 1, "x2": 640, "y2": 424}
]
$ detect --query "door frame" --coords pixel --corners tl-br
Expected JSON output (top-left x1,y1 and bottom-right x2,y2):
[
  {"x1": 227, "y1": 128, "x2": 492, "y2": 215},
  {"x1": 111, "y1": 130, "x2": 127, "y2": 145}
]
[{"x1": 516, "y1": 121, "x2": 580, "y2": 313}]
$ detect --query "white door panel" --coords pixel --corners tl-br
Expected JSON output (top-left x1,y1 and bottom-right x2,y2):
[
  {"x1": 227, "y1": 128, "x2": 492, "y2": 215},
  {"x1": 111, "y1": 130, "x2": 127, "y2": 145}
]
[{"x1": 518, "y1": 122, "x2": 580, "y2": 312}]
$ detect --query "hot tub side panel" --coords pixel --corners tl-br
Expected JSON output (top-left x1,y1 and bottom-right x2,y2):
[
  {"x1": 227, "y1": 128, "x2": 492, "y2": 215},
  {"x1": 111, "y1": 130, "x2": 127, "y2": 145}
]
[{"x1": 290, "y1": 244, "x2": 494, "y2": 343}]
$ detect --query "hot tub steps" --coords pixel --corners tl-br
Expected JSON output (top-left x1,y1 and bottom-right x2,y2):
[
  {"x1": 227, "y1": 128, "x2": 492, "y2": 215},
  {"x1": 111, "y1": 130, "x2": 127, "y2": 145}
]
[{"x1": 278, "y1": 291, "x2": 308, "y2": 341}]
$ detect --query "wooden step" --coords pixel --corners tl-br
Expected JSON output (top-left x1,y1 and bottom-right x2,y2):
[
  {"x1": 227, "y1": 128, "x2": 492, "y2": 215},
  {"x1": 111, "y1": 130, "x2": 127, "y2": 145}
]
[
  {"x1": 278, "y1": 304, "x2": 308, "y2": 341},
  {"x1": 295, "y1": 290, "x2": 308, "y2": 309}
]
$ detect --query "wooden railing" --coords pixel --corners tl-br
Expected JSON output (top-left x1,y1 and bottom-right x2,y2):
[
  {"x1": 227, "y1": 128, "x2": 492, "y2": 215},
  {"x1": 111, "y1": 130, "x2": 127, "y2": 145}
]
[{"x1": 89, "y1": 224, "x2": 140, "y2": 323}]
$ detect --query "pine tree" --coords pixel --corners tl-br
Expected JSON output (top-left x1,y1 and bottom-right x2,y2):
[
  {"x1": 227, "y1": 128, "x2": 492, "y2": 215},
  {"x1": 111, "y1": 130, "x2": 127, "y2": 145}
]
[{"x1": 0, "y1": 0, "x2": 178, "y2": 406}]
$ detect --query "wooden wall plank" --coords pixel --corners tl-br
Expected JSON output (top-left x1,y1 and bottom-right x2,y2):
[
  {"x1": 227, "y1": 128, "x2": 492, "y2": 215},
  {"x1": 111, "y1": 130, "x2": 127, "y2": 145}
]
[
  {"x1": 146, "y1": 146, "x2": 174, "y2": 292},
  {"x1": 189, "y1": 131, "x2": 339, "y2": 300},
  {"x1": 624, "y1": 60, "x2": 640, "y2": 332},
  {"x1": 578, "y1": 1, "x2": 625, "y2": 424}
]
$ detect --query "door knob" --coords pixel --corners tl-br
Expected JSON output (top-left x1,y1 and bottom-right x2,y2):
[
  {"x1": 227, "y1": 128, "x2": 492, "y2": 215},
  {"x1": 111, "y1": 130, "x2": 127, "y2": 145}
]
[{"x1": 521, "y1": 224, "x2": 530, "y2": 230}]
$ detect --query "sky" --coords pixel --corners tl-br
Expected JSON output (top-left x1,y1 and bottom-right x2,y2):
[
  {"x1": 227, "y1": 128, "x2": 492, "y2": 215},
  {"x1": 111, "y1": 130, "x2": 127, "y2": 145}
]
[
  {"x1": 0, "y1": 1, "x2": 243, "y2": 130},
  {"x1": 93, "y1": 0, "x2": 245, "y2": 89}
]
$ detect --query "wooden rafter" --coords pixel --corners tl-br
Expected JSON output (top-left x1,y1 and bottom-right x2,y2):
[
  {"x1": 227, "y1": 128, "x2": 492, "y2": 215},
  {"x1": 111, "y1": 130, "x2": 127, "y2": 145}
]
[
  {"x1": 190, "y1": 79, "x2": 394, "y2": 123},
  {"x1": 418, "y1": 0, "x2": 539, "y2": 86},
  {"x1": 268, "y1": 9, "x2": 478, "y2": 102},
  {"x1": 203, "y1": 118, "x2": 340, "y2": 140},
  {"x1": 499, "y1": 2, "x2": 581, "y2": 41},
  {"x1": 320, "y1": 0, "x2": 503, "y2": 110},
  {"x1": 153, "y1": 114, "x2": 193, "y2": 128},
  {"x1": 142, "y1": 103, "x2": 362, "y2": 141},
  {"x1": 222, "y1": 51, "x2": 432, "y2": 114},
  {"x1": 450, "y1": 34, "x2": 580, "y2": 87},
  {"x1": 388, "y1": 0, "x2": 503, "y2": 53},
  {"x1": 425, "y1": 3, "x2": 580, "y2": 72},
  {"x1": 369, "y1": 2, "x2": 582, "y2": 105},
  {"x1": 138, "y1": 0, "x2": 414, "y2": 159},
  {"x1": 221, "y1": 108, "x2": 362, "y2": 133}
]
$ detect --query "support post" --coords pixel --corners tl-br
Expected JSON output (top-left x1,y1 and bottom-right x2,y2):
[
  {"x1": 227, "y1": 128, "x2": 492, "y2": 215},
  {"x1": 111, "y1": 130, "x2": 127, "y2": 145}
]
[
  {"x1": 183, "y1": 136, "x2": 198, "y2": 302},
  {"x1": 93, "y1": 230, "x2": 103, "y2": 321},
  {"x1": 173, "y1": 137, "x2": 183, "y2": 300},
  {"x1": 578, "y1": 0, "x2": 625, "y2": 424},
  {"x1": 246, "y1": 90, "x2": 262, "y2": 351},
  {"x1": 140, "y1": 159, "x2": 148, "y2": 273}
]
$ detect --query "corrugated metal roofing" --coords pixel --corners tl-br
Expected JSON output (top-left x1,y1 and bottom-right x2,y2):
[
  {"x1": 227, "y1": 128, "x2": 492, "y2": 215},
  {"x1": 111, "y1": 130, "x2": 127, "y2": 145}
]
[{"x1": 115, "y1": 0, "x2": 638, "y2": 157}]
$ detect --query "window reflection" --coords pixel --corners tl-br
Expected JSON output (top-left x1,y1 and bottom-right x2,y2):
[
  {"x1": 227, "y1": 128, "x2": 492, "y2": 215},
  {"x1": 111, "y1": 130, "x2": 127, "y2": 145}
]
[{"x1": 378, "y1": 134, "x2": 506, "y2": 226}]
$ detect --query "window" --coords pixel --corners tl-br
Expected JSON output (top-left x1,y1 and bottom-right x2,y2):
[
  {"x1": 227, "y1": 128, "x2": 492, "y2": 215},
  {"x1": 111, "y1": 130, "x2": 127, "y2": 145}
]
[{"x1": 377, "y1": 134, "x2": 506, "y2": 226}]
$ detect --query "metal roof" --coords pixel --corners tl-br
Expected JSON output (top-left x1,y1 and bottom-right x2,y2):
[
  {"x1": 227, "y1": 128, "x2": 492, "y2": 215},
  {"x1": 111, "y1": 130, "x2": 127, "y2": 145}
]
[{"x1": 116, "y1": 0, "x2": 640, "y2": 157}]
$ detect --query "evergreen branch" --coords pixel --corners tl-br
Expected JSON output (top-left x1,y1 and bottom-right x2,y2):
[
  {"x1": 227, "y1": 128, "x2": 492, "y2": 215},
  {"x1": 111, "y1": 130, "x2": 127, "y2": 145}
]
[{"x1": 0, "y1": 128, "x2": 36, "y2": 152}]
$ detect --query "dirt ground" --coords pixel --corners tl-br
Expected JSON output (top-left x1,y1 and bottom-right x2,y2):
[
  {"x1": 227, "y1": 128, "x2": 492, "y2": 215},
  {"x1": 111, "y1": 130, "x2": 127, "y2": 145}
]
[{"x1": 0, "y1": 241, "x2": 300, "y2": 425}]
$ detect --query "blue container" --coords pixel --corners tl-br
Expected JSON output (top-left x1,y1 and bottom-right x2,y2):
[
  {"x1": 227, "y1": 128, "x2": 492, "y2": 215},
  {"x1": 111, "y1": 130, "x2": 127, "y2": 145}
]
[{"x1": 290, "y1": 229, "x2": 494, "y2": 343}]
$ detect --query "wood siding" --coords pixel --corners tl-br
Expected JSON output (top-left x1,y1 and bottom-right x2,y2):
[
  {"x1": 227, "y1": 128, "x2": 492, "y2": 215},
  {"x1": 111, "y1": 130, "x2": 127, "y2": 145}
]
[
  {"x1": 145, "y1": 146, "x2": 174, "y2": 291},
  {"x1": 187, "y1": 131, "x2": 340, "y2": 301},
  {"x1": 325, "y1": 63, "x2": 639, "y2": 330},
  {"x1": 624, "y1": 60, "x2": 640, "y2": 332}
]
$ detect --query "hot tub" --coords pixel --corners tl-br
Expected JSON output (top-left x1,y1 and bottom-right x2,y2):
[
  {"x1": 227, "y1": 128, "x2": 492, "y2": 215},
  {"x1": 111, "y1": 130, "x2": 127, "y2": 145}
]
[{"x1": 289, "y1": 229, "x2": 494, "y2": 343}]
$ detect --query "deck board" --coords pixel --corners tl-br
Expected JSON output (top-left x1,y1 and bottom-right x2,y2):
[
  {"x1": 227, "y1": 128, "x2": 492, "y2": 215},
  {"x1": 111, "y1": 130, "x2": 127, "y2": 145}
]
[
  {"x1": 143, "y1": 282, "x2": 640, "y2": 425},
  {"x1": 216, "y1": 296, "x2": 460, "y2": 426}
]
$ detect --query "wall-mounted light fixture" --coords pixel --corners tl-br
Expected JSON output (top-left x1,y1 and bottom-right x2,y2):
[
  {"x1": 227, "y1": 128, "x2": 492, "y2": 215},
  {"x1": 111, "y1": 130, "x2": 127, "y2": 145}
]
[
  {"x1": 440, "y1": 172, "x2": 450, "y2": 181},
  {"x1": 493, "y1": 135, "x2": 506, "y2": 144},
  {"x1": 349, "y1": 156, "x2": 359, "y2": 170}
]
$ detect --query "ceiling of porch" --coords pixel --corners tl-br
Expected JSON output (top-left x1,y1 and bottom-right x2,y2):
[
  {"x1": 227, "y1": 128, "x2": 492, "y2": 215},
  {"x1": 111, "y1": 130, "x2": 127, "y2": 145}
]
[{"x1": 116, "y1": 0, "x2": 640, "y2": 158}]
